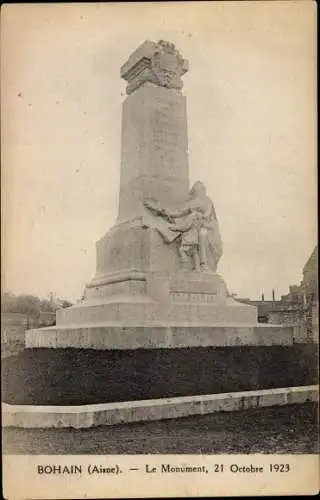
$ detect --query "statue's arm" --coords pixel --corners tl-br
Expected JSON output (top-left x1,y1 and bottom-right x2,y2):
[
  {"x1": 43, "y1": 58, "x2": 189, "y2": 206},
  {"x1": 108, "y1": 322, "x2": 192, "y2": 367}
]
[
  {"x1": 165, "y1": 204, "x2": 192, "y2": 218},
  {"x1": 144, "y1": 197, "x2": 193, "y2": 221}
]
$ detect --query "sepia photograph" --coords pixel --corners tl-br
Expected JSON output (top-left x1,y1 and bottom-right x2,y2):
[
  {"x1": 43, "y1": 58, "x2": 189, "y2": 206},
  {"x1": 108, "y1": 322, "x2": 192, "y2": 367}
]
[{"x1": 1, "y1": 1, "x2": 318, "y2": 497}]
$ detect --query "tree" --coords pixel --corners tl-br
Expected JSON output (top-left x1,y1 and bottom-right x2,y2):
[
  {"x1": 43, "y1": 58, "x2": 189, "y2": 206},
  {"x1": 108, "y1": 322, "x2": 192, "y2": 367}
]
[
  {"x1": 16, "y1": 294, "x2": 41, "y2": 316},
  {"x1": 2, "y1": 291, "x2": 73, "y2": 315},
  {"x1": 39, "y1": 299, "x2": 57, "y2": 313},
  {"x1": 2, "y1": 292, "x2": 41, "y2": 316},
  {"x1": 1, "y1": 292, "x2": 18, "y2": 313}
]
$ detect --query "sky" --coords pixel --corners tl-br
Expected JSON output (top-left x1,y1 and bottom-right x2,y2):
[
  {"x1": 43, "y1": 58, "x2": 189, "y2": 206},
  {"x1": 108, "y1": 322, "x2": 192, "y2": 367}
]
[{"x1": 1, "y1": 1, "x2": 317, "y2": 302}]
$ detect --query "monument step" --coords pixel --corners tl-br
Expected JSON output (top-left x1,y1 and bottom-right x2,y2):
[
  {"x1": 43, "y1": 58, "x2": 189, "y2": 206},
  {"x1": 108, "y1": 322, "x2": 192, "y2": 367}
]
[
  {"x1": 25, "y1": 324, "x2": 314, "y2": 350},
  {"x1": 55, "y1": 300, "x2": 257, "y2": 327}
]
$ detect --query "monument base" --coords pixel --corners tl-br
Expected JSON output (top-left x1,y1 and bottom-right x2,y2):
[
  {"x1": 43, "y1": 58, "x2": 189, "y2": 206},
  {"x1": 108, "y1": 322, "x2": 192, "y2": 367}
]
[
  {"x1": 26, "y1": 323, "x2": 313, "y2": 349},
  {"x1": 54, "y1": 299, "x2": 257, "y2": 329},
  {"x1": 4, "y1": 328, "x2": 318, "y2": 429},
  {"x1": 54, "y1": 270, "x2": 257, "y2": 329}
]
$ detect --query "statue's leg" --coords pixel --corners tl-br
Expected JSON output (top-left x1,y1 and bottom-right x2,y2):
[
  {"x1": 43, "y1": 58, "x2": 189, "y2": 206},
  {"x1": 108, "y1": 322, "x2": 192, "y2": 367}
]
[
  {"x1": 193, "y1": 248, "x2": 201, "y2": 271},
  {"x1": 199, "y1": 227, "x2": 208, "y2": 266},
  {"x1": 178, "y1": 244, "x2": 189, "y2": 263}
]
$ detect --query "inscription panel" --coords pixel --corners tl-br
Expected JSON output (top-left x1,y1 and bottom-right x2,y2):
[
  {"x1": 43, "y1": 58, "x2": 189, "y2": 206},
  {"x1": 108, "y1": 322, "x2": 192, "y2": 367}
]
[
  {"x1": 148, "y1": 91, "x2": 188, "y2": 179},
  {"x1": 118, "y1": 84, "x2": 189, "y2": 220},
  {"x1": 170, "y1": 292, "x2": 218, "y2": 303}
]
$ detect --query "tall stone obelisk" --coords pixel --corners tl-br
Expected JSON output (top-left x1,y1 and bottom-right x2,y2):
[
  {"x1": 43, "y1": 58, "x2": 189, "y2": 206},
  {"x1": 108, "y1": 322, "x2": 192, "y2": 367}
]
[
  {"x1": 81, "y1": 40, "x2": 191, "y2": 297},
  {"x1": 117, "y1": 40, "x2": 189, "y2": 222}
]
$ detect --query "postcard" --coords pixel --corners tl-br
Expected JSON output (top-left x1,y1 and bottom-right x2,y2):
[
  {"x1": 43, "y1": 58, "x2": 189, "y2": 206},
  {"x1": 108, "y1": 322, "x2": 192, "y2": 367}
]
[{"x1": 1, "y1": 1, "x2": 318, "y2": 498}]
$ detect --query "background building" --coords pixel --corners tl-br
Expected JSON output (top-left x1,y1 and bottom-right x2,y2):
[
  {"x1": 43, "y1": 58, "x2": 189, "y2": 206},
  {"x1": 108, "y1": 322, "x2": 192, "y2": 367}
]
[{"x1": 236, "y1": 246, "x2": 318, "y2": 333}]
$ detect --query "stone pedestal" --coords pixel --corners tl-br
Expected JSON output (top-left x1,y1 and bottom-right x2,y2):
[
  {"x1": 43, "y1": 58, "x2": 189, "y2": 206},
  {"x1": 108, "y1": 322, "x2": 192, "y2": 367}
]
[
  {"x1": 45, "y1": 39, "x2": 257, "y2": 332},
  {"x1": 24, "y1": 39, "x2": 259, "y2": 341},
  {"x1": 51, "y1": 270, "x2": 257, "y2": 332}
]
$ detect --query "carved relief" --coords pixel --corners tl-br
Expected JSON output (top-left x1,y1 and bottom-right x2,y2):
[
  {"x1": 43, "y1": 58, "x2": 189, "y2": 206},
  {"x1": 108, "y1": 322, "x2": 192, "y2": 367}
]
[
  {"x1": 151, "y1": 40, "x2": 185, "y2": 90},
  {"x1": 121, "y1": 40, "x2": 188, "y2": 95},
  {"x1": 144, "y1": 181, "x2": 223, "y2": 273}
]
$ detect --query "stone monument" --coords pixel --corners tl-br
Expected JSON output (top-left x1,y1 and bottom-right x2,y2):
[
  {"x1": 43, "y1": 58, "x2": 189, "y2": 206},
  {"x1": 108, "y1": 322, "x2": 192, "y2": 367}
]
[
  {"x1": 30, "y1": 39, "x2": 257, "y2": 342},
  {"x1": 3, "y1": 40, "x2": 316, "y2": 427}
]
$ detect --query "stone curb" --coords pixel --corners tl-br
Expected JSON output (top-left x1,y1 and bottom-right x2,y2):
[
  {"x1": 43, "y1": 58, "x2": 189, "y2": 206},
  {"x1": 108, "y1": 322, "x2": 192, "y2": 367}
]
[{"x1": 2, "y1": 385, "x2": 318, "y2": 429}]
